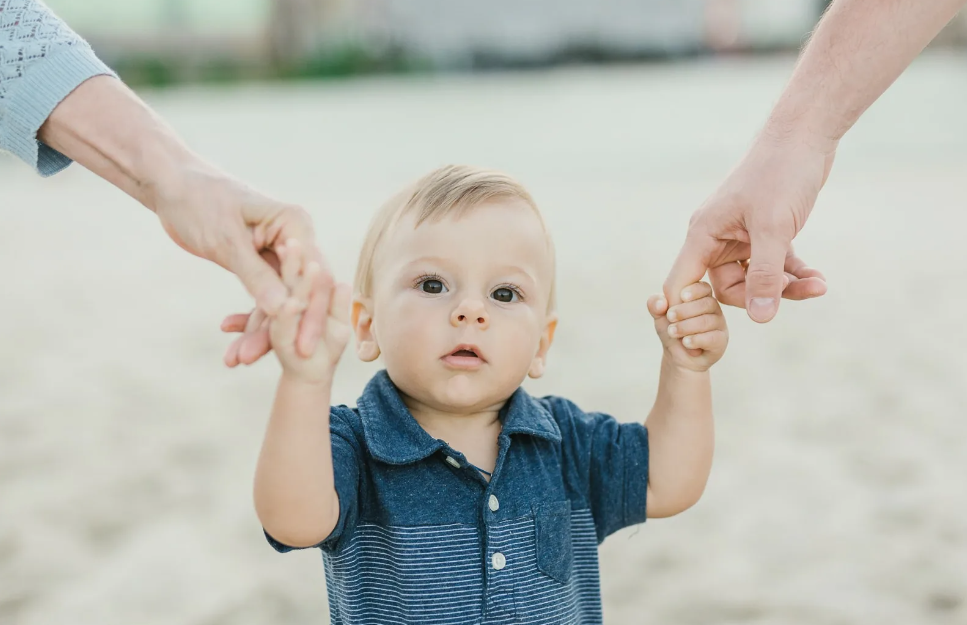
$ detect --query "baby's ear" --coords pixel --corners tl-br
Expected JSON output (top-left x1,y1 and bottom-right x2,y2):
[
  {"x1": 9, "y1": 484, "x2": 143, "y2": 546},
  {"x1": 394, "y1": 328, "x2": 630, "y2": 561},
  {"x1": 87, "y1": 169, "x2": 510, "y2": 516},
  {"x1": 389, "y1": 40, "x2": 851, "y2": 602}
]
[
  {"x1": 528, "y1": 315, "x2": 557, "y2": 379},
  {"x1": 352, "y1": 296, "x2": 380, "y2": 362}
]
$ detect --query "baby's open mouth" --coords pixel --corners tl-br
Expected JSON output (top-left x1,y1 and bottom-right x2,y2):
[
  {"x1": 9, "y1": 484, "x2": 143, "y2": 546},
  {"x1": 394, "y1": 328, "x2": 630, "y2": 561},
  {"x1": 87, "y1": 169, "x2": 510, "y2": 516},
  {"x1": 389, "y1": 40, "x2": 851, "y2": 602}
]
[{"x1": 443, "y1": 345, "x2": 487, "y2": 368}]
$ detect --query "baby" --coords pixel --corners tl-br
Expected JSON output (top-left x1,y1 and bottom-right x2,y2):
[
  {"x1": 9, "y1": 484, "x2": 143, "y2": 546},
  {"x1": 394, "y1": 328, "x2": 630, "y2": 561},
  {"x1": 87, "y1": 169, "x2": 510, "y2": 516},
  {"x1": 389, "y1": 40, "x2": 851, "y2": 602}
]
[{"x1": 252, "y1": 165, "x2": 728, "y2": 625}]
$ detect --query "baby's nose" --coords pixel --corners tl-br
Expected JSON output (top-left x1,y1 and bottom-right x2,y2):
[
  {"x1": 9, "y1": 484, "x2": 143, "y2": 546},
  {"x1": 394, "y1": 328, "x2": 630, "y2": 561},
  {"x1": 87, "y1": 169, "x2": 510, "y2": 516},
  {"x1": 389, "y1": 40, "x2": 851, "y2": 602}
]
[{"x1": 450, "y1": 299, "x2": 489, "y2": 328}]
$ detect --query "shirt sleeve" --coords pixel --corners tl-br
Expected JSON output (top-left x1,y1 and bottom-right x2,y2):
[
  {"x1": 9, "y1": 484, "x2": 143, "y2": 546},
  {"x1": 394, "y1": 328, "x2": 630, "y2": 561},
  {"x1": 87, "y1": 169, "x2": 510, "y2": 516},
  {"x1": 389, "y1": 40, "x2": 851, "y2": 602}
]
[
  {"x1": 546, "y1": 397, "x2": 649, "y2": 542},
  {"x1": 264, "y1": 406, "x2": 362, "y2": 554},
  {"x1": 0, "y1": 0, "x2": 117, "y2": 176}
]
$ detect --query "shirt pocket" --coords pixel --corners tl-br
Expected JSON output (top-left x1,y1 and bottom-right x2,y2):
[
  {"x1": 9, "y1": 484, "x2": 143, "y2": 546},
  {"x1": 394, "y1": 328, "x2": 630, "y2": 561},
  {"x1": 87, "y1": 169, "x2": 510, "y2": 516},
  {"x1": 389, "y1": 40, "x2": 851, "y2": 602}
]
[{"x1": 533, "y1": 501, "x2": 573, "y2": 583}]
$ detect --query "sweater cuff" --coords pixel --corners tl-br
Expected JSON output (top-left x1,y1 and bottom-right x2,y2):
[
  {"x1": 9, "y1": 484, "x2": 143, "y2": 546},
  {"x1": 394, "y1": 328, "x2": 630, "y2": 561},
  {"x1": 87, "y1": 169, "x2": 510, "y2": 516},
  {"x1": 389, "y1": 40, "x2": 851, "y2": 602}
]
[{"x1": 1, "y1": 44, "x2": 117, "y2": 177}]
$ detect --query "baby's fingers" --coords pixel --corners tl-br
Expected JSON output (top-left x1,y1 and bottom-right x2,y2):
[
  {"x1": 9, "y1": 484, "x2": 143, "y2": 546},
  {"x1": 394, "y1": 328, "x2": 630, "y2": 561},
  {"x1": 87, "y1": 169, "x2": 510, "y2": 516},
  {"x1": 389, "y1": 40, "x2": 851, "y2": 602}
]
[
  {"x1": 330, "y1": 283, "x2": 352, "y2": 326},
  {"x1": 667, "y1": 312, "x2": 724, "y2": 339},
  {"x1": 681, "y1": 329, "x2": 728, "y2": 352},
  {"x1": 680, "y1": 281, "x2": 712, "y2": 303},
  {"x1": 666, "y1": 295, "x2": 720, "y2": 323},
  {"x1": 280, "y1": 239, "x2": 304, "y2": 290},
  {"x1": 647, "y1": 294, "x2": 668, "y2": 319},
  {"x1": 292, "y1": 261, "x2": 319, "y2": 305},
  {"x1": 269, "y1": 297, "x2": 303, "y2": 352}
]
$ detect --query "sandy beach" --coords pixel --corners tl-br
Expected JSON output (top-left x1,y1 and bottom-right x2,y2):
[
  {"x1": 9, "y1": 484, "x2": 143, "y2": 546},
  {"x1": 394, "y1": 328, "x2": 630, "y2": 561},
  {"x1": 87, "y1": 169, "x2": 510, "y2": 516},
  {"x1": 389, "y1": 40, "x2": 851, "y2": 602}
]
[{"x1": 2, "y1": 52, "x2": 966, "y2": 624}]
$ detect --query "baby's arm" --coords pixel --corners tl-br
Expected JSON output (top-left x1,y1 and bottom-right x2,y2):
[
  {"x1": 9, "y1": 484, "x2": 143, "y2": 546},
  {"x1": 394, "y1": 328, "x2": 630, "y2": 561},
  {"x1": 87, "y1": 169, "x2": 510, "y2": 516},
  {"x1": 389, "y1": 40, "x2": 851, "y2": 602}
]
[
  {"x1": 643, "y1": 281, "x2": 727, "y2": 518},
  {"x1": 253, "y1": 240, "x2": 353, "y2": 548}
]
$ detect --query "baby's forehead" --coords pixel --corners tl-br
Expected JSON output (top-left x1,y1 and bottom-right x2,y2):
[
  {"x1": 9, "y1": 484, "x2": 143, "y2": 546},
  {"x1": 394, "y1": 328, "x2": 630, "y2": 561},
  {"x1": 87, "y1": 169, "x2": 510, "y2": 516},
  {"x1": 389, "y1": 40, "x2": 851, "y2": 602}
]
[{"x1": 377, "y1": 200, "x2": 554, "y2": 277}]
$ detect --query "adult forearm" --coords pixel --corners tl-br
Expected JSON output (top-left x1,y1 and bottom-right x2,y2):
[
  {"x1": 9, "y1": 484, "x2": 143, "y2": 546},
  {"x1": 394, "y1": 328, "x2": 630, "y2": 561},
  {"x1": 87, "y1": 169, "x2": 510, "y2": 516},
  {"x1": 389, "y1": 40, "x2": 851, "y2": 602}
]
[
  {"x1": 644, "y1": 358, "x2": 714, "y2": 517},
  {"x1": 254, "y1": 375, "x2": 339, "y2": 547},
  {"x1": 37, "y1": 76, "x2": 205, "y2": 212},
  {"x1": 769, "y1": 0, "x2": 966, "y2": 146}
]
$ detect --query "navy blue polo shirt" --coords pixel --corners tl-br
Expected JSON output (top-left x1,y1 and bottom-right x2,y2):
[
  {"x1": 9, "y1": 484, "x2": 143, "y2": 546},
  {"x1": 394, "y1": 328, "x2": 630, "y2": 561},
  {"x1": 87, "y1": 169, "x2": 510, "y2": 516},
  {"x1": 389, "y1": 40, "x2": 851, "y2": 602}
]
[{"x1": 266, "y1": 370, "x2": 650, "y2": 625}]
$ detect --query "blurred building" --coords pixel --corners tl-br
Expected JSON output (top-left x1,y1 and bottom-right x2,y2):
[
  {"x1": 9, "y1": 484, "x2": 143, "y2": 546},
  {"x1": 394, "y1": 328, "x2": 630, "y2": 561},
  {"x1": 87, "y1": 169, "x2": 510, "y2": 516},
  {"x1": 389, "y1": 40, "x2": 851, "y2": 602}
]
[{"x1": 44, "y1": 0, "x2": 967, "y2": 82}]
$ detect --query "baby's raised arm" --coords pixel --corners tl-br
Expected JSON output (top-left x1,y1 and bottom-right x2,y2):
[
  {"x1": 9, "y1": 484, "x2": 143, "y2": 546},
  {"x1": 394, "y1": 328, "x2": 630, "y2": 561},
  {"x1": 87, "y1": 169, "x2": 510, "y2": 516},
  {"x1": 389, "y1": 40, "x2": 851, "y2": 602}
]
[
  {"x1": 252, "y1": 240, "x2": 353, "y2": 547},
  {"x1": 643, "y1": 282, "x2": 727, "y2": 518}
]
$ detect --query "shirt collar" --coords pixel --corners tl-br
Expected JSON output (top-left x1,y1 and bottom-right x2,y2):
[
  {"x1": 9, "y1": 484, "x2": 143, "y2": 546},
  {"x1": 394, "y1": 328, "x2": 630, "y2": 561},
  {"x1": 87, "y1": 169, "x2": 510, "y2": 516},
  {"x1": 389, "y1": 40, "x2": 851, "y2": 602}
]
[{"x1": 358, "y1": 370, "x2": 562, "y2": 465}]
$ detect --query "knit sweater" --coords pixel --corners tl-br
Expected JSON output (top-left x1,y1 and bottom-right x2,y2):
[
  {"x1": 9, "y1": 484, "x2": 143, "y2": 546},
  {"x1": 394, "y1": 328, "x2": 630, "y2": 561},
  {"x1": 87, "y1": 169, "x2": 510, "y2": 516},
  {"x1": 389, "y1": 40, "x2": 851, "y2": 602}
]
[{"x1": 0, "y1": 0, "x2": 115, "y2": 176}]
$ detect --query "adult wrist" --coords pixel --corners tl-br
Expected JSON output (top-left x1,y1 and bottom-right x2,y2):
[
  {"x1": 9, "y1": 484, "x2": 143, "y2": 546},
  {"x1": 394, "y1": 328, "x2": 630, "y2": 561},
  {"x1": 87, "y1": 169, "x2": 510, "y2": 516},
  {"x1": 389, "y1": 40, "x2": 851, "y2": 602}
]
[
  {"x1": 39, "y1": 76, "x2": 207, "y2": 212},
  {"x1": 760, "y1": 100, "x2": 841, "y2": 157},
  {"x1": 136, "y1": 144, "x2": 220, "y2": 214}
]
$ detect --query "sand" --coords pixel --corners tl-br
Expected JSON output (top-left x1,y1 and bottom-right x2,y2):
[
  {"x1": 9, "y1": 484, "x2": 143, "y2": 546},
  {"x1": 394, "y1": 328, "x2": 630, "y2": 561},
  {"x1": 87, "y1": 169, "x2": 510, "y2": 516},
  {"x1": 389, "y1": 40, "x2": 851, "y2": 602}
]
[{"x1": 1, "y1": 52, "x2": 966, "y2": 624}]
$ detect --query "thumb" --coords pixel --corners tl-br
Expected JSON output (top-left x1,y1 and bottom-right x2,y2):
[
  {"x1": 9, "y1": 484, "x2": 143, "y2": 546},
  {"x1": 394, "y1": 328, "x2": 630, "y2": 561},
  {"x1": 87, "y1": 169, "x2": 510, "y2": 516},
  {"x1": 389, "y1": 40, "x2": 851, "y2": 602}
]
[
  {"x1": 745, "y1": 228, "x2": 792, "y2": 323},
  {"x1": 227, "y1": 234, "x2": 288, "y2": 315},
  {"x1": 664, "y1": 234, "x2": 710, "y2": 307}
]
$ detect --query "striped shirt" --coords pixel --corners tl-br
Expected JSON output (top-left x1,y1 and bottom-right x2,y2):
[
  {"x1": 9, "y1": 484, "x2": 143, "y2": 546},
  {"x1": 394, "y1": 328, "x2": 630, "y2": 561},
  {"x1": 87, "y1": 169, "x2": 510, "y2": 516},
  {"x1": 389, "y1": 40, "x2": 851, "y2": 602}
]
[{"x1": 266, "y1": 370, "x2": 650, "y2": 624}]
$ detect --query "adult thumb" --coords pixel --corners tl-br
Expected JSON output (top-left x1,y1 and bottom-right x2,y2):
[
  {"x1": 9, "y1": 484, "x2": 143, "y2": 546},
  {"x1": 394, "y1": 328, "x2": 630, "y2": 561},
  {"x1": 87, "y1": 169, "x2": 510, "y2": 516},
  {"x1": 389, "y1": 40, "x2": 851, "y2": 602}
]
[
  {"x1": 745, "y1": 229, "x2": 791, "y2": 323},
  {"x1": 228, "y1": 236, "x2": 288, "y2": 315}
]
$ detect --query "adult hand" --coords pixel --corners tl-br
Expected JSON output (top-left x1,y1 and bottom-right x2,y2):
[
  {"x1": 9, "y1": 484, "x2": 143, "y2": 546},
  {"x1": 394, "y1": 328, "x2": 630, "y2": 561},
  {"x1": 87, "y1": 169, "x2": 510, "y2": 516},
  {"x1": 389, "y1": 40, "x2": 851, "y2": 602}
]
[
  {"x1": 664, "y1": 128, "x2": 833, "y2": 323},
  {"x1": 38, "y1": 76, "x2": 332, "y2": 364},
  {"x1": 150, "y1": 167, "x2": 333, "y2": 365}
]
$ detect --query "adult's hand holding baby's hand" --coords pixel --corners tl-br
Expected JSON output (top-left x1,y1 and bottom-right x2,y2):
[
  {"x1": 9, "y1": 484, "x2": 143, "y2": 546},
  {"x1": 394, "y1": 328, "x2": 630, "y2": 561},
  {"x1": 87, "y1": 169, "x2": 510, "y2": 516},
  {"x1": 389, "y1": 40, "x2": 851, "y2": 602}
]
[
  {"x1": 151, "y1": 169, "x2": 333, "y2": 368},
  {"x1": 37, "y1": 76, "x2": 333, "y2": 366},
  {"x1": 663, "y1": 131, "x2": 830, "y2": 323},
  {"x1": 648, "y1": 282, "x2": 728, "y2": 373},
  {"x1": 269, "y1": 240, "x2": 353, "y2": 384}
]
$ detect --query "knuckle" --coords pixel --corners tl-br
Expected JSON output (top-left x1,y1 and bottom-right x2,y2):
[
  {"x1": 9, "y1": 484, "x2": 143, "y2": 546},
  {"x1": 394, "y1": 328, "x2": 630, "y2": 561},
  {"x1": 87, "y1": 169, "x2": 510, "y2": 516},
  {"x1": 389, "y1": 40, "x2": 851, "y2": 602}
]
[
  {"x1": 687, "y1": 207, "x2": 705, "y2": 230},
  {"x1": 745, "y1": 262, "x2": 785, "y2": 284},
  {"x1": 283, "y1": 204, "x2": 315, "y2": 233}
]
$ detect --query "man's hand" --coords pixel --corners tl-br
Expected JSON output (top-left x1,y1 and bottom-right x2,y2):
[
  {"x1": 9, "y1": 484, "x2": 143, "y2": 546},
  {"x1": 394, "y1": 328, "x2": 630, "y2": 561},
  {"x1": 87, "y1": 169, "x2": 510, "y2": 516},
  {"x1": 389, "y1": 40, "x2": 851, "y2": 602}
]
[
  {"x1": 664, "y1": 129, "x2": 831, "y2": 323},
  {"x1": 665, "y1": 0, "x2": 967, "y2": 323}
]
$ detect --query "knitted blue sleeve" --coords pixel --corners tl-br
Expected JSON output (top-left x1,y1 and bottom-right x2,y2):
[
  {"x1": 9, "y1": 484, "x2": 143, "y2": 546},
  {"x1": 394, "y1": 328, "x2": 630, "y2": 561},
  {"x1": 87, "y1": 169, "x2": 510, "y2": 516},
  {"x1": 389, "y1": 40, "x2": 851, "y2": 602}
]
[{"x1": 0, "y1": 0, "x2": 116, "y2": 176}]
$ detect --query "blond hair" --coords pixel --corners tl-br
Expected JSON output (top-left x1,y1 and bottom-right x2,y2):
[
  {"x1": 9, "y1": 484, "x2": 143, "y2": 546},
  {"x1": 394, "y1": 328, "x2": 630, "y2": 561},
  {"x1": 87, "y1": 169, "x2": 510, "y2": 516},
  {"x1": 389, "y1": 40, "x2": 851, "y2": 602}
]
[{"x1": 354, "y1": 165, "x2": 555, "y2": 310}]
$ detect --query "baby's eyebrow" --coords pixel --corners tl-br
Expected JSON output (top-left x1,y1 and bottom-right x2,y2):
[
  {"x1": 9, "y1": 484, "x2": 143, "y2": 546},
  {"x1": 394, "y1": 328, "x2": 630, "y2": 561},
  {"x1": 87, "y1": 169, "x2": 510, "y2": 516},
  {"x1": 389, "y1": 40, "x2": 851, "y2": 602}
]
[
  {"x1": 399, "y1": 257, "x2": 539, "y2": 284},
  {"x1": 398, "y1": 256, "x2": 455, "y2": 274},
  {"x1": 492, "y1": 265, "x2": 537, "y2": 283}
]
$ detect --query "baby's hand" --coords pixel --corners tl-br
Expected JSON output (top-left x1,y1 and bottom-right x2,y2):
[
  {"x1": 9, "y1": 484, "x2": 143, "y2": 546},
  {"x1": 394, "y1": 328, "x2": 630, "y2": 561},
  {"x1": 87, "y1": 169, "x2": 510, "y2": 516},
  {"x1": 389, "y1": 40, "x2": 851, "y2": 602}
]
[
  {"x1": 648, "y1": 282, "x2": 728, "y2": 372},
  {"x1": 270, "y1": 239, "x2": 352, "y2": 384}
]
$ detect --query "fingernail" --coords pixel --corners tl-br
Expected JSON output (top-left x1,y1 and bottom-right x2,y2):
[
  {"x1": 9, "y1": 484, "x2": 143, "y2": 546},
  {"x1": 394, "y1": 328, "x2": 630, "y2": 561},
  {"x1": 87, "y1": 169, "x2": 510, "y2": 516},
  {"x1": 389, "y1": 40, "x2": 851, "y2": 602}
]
[
  {"x1": 656, "y1": 298, "x2": 666, "y2": 311},
  {"x1": 667, "y1": 310, "x2": 677, "y2": 323},
  {"x1": 681, "y1": 290, "x2": 691, "y2": 302},
  {"x1": 667, "y1": 324, "x2": 678, "y2": 337},
  {"x1": 749, "y1": 297, "x2": 777, "y2": 322},
  {"x1": 683, "y1": 336, "x2": 693, "y2": 348}
]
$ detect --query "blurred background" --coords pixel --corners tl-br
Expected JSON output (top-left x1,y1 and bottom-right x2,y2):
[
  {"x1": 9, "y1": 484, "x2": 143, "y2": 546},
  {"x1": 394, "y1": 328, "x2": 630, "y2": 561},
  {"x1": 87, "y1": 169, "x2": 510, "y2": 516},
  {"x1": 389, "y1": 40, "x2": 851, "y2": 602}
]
[{"x1": 2, "y1": 1, "x2": 967, "y2": 624}]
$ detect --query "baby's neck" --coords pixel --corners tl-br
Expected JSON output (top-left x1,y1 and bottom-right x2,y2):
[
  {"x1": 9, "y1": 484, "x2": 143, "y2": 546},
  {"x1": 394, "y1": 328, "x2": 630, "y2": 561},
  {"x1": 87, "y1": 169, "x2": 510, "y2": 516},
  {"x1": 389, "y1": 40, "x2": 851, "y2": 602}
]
[
  {"x1": 402, "y1": 396, "x2": 504, "y2": 476},
  {"x1": 408, "y1": 403, "x2": 501, "y2": 442}
]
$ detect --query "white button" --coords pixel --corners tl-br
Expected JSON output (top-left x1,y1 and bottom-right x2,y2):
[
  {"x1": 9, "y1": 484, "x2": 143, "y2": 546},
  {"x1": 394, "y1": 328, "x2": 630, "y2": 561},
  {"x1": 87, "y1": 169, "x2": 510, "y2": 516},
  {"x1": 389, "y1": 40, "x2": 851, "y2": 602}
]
[
  {"x1": 492, "y1": 552, "x2": 506, "y2": 570},
  {"x1": 445, "y1": 456, "x2": 461, "y2": 468},
  {"x1": 488, "y1": 495, "x2": 499, "y2": 512}
]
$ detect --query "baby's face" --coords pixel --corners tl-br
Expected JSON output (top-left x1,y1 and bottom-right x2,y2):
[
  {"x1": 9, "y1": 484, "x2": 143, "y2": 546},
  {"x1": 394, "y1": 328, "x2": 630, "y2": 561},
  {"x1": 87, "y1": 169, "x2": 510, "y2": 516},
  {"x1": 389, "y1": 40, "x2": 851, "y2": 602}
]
[{"x1": 358, "y1": 199, "x2": 556, "y2": 413}]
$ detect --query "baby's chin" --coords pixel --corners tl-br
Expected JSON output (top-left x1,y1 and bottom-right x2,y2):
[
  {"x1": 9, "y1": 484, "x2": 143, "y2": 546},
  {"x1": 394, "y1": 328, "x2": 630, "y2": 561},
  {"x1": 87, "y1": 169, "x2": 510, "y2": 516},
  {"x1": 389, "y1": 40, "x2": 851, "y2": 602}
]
[{"x1": 427, "y1": 373, "x2": 514, "y2": 414}]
